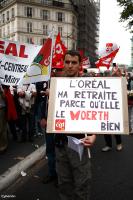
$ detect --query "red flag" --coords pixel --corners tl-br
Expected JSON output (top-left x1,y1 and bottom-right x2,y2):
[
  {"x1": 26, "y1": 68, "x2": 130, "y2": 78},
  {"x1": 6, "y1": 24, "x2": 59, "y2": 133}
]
[
  {"x1": 95, "y1": 48, "x2": 119, "y2": 69},
  {"x1": 33, "y1": 37, "x2": 52, "y2": 66},
  {"x1": 52, "y1": 32, "x2": 67, "y2": 69},
  {"x1": 78, "y1": 49, "x2": 84, "y2": 59}
]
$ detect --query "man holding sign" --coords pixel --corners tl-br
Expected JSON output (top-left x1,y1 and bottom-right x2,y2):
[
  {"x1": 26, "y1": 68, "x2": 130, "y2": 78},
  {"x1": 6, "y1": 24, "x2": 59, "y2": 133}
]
[{"x1": 54, "y1": 50, "x2": 96, "y2": 200}]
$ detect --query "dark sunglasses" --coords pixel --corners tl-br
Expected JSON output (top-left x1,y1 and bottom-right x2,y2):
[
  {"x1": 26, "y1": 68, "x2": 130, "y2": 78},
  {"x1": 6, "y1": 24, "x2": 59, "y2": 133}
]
[{"x1": 65, "y1": 60, "x2": 78, "y2": 65}]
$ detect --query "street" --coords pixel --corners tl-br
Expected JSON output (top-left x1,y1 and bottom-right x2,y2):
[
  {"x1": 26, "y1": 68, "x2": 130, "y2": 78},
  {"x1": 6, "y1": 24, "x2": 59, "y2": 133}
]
[{"x1": 1, "y1": 134, "x2": 133, "y2": 200}]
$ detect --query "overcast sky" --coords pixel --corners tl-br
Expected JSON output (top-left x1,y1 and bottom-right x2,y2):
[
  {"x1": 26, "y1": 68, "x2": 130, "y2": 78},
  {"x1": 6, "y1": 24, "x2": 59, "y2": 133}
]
[{"x1": 99, "y1": 0, "x2": 132, "y2": 66}]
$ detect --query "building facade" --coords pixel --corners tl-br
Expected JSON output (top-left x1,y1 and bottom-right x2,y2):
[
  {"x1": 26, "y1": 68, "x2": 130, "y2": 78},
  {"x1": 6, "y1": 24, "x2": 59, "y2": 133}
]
[
  {"x1": 0, "y1": 0, "x2": 100, "y2": 66},
  {"x1": 0, "y1": 0, "x2": 78, "y2": 49}
]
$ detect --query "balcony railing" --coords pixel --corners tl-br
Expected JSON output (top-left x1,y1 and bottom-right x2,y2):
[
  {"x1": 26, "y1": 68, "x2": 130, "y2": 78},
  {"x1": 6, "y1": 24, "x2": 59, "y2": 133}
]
[{"x1": 0, "y1": 0, "x2": 74, "y2": 11}]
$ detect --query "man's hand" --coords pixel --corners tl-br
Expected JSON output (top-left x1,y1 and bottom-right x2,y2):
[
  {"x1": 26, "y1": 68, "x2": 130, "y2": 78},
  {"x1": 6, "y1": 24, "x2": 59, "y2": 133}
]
[
  {"x1": 45, "y1": 89, "x2": 49, "y2": 96},
  {"x1": 18, "y1": 91, "x2": 25, "y2": 97},
  {"x1": 80, "y1": 135, "x2": 96, "y2": 147},
  {"x1": 40, "y1": 118, "x2": 47, "y2": 128},
  {"x1": 40, "y1": 89, "x2": 49, "y2": 96},
  {"x1": 31, "y1": 91, "x2": 37, "y2": 97}
]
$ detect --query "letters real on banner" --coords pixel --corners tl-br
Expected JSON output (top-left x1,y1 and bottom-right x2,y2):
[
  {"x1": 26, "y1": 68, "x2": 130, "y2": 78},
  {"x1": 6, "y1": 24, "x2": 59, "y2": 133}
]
[
  {"x1": 47, "y1": 77, "x2": 129, "y2": 135},
  {"x1": 0, "y1": 39, "x2": 41, "y2": 86}
]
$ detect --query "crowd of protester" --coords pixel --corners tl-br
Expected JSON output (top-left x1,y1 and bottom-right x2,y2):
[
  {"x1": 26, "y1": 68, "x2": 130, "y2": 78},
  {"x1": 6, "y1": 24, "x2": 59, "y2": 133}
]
[
  {"x1": 0, "y1": 66, "x2": 133, "y2": 146},
  {"x1": 0, "y1": 50, "x2": 133, "y2": 200},
  {"x1": 0, "y1": 80, "x2": 48, "y2": 154},
  {"x1": 0, "y1": 62, "x2": 133, "y2": 152}
]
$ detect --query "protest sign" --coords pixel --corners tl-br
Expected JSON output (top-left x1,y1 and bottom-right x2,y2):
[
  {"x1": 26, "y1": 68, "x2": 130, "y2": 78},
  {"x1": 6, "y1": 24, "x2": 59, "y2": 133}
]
[
  {"x1": 0, "y1": 39, "x2": 41, "y2": 86},
  {"x1": 47, "y1": 77, "x2": 129, "y2": 134}
]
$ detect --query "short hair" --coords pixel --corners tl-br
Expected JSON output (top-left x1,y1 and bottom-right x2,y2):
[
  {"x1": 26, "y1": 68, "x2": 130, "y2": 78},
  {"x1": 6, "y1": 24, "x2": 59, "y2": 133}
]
[{"x1": 64, "y1": 50, "x2": 81, "y2": 63}]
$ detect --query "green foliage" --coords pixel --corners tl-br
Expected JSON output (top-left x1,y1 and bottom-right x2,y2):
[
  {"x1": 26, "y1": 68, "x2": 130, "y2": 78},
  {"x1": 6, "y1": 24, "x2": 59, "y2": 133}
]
[{"x1": 117, "y1": 0, "x2": 133, "y2": 31}]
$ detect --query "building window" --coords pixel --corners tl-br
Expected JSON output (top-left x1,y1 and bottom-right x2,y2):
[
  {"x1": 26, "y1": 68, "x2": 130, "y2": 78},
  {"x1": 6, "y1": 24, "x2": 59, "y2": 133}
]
[
  {"x1": 27, "y1": 37, "x2": 33, "y2": 44},
  {"x1": 72, "y1": 42, "x2": 76, "y2": 50},
  {"x1": 7, "y1": 25, "x2": 10, "y2": 35},
  {"x1": 72, "y1": 28, "x2": 76, "y2": 40},
  {"x1": 56, "y1": 12, "x2": 65, "y2": 22},
  {"x1": 41, "y1": 0, "x2": 49, "y2": 5},
  {"x1": 27, "y1": 22, "x2": 32, "y2": 33},
  {"x1": 72, "y1": 15, "x2": 76, "y2": 26},
  {"x1": 3, "y1": 28, "x2": 5, "y2": 37},
  {"x1": 11, "y1": 21, "x2": 14, "y2": 33},
  {"x1": 40, "y1": 38, "x2": 46, "y2": 45},
  {"x1": 43, "y1": 25, "x2": 48, "y2": 35},
  {"x1": 53, "y1": 0, "x2": 64, "y2": 7},
  {"x1": 58, "y1": 26, "x2": 63, "y2": 36},
  {"x1": 7, "y1": 11, "x2": 9, "y2": 21},
  {"x1": 2, "y1": 14, "x2": 5, "y2": 23},
  {"x1": 11, "y1": 8, "x2": 15, "y2": 18},
  {"x1": 26, "y1": 7, "x2": 32, "y2": 18},
  {"x1": 41, "y1": 10, "x2": 50, "y2": 20}
]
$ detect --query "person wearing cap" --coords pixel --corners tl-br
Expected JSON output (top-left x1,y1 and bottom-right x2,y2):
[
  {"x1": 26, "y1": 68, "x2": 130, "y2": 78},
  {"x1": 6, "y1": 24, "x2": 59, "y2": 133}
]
[{"x1": 102, "y1": 68, "x2": 123, "y2": 152}]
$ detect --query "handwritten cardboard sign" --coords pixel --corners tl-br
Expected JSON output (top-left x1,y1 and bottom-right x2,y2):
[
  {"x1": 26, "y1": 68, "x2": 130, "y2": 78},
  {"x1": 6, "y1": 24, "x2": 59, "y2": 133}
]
[{"x1": 47, "y1": 77, "x2": 129, "y2": 134}]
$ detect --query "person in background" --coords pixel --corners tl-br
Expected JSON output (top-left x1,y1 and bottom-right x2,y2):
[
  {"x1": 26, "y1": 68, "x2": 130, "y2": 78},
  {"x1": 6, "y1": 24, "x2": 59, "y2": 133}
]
[
  {"x1": 17, "y1": 83, "x2": 37, "y2": 142},
  {"x1": 102, "y1": 68, "x2": 123, "y2": 152},
  {"x1": 34, "y1": 81, "x2": 48, "y2": 137},
  {"x1": 3, "y1": 85, "x2": 18, "y2": 142},
  {"x1": 0, "y1": 84, "x2": 8, "y2": 153},
  {"x1": 53, "y1": 50, "x2": 96, "y2": 200},
  {"x1": 10, "y1": 86, "x2": 22, "y2": 136},
  {"x1": 127, "y1": 72, "x2": 132, "y2": 91},
  {"x1": 127, "y1": 72, "x2": 133, "y2": 134},
  {"x1": 40, "y1": 66, "x2": 64, "y2": 185}
]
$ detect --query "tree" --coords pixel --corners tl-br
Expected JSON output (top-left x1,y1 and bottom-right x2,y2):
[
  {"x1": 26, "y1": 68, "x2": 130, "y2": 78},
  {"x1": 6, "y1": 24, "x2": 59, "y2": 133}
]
[{"x1": 117, "y1": 0, "x2": 133, "y2": 32}]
